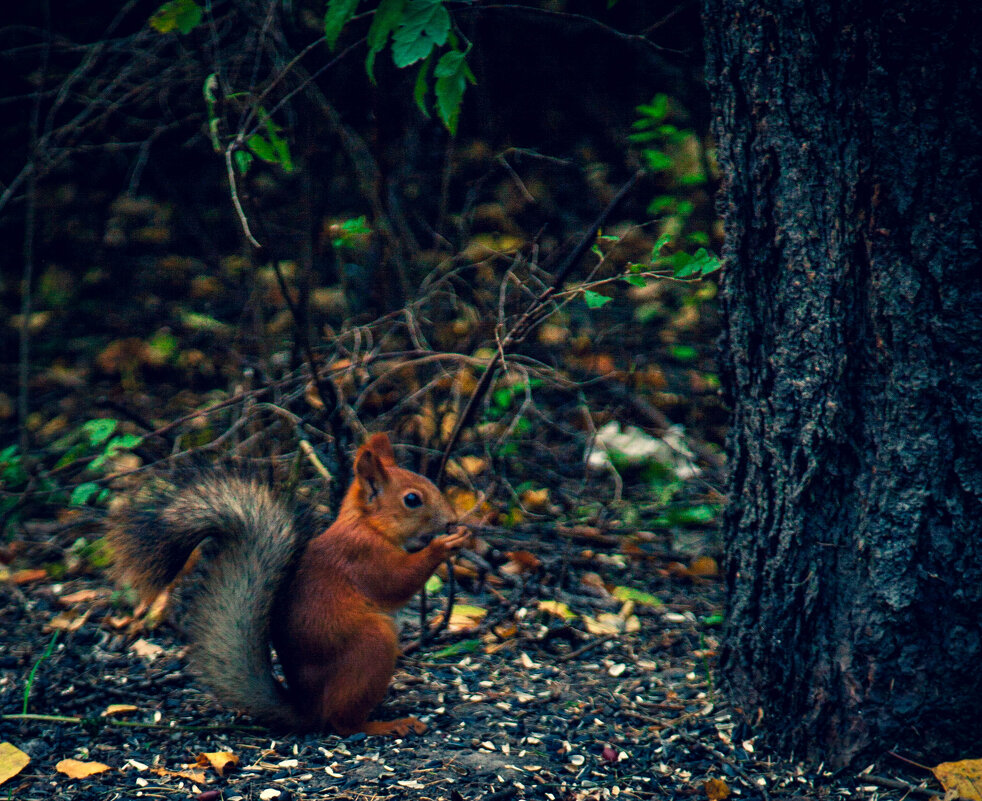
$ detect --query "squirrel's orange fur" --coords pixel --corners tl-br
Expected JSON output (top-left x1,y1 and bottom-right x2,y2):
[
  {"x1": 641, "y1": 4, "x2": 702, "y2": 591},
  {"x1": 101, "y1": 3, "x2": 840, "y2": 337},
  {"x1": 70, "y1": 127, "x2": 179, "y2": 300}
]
[{"x1": 107, "y1": 433, "x2": 467, "y2": 735}]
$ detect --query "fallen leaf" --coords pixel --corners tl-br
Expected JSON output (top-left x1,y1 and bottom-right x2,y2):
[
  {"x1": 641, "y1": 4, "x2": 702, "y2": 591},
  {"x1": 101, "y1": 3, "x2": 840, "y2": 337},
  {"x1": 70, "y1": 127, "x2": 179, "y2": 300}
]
[
  {"x1": 59, "y1": 589, "x2": 106, "y2": 606},
  {"x1": 580, "y1": 572, "x2": 610, "y2": 595},
  {"x1": 48, "y1": 609, "x2": 89, "y2": 632},
  {"x1": 459, "y1": 456, "x2": 487, "y2": 477},
  {"x1": 432, "y1": 639, "x2": 482, "y2": 659},
  {"x1": 612, "y1": 586, "x2": 662, "y2": 606},
  {"x1": 196, "y1": 751, "x2": 239, "y2": 777},
  {"x1": 129, "y1": 638, "x2": 163, "y2": 660},
  {"x1": 582, "y1": 613, "x2": 623, "y2": 636},
  {"x1": 520, "y1": 488, "x2": 550, "y2": 512},
  {"x1": 435, "y1": 604, "x2": 487, "y2": 633},
  {"x1": 933, "y1": 759, "x2": 982, "y2": 801},
  {"x1": 704, "y1": 778, "x2": 731, "y2": 800},
  {"x1": 152, "y1": 766, "x2": 207, "y2": 783},
  {"x1": 688, "y1": 555, "x2": 719, "y2": 578},
  {"x1": 501, "y1": 550, "x2": 541, "y2": 575},
  {"x1": 447, "y1": 488, "x2": 479, "y2": 517},
  {"x1": 10, "y1": 569, "x2": 47, "y2": 585},
  {"x1": 538, "y1": 600, "x2": 576, "y2": 621},
  {"x1": 0, "y1": 742, "x2": 30, "y2": 786},
  {"x1": 101, "y1": 704, "x2": 138, "y2": 717},
  {"x1": 56, "y1": 759, "x2": 111, "y2": 779}
]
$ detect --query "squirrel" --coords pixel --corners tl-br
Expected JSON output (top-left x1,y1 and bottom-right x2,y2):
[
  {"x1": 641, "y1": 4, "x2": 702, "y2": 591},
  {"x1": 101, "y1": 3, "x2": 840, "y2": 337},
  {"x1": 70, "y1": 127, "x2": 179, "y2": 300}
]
[{"x1": 107, "y1": 433, "x2": 469, "y2": 736}]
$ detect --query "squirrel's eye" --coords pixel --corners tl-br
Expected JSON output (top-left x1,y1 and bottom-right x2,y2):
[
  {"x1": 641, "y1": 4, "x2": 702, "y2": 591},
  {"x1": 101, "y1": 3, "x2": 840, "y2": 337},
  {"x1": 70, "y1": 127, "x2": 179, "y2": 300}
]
[{"x1": 403, "y1": 491, "x2": 423, "y2": 509}]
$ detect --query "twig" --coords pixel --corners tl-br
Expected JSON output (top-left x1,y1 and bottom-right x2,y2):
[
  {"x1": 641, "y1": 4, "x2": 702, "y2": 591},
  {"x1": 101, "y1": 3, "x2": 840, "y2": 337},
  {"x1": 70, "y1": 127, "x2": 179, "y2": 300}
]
[
  {"x1": 434, "y1": 169, "x2": 644, "y2": 485},
  {"x1": 268, "y1": 254, "x2": 350, "y2": 497},
  {"x1": 861, "y1": 774, "x2": 959, "y2": 800},
  {"x1": 558, "y1": 633, "x2": 617, "y2": 663},
  {"x1": 405, "y1": 556, "x2": 458, "y2": 655},
  {"x1": 225, "y1": 143, "x2": 262, "y2": 248}
]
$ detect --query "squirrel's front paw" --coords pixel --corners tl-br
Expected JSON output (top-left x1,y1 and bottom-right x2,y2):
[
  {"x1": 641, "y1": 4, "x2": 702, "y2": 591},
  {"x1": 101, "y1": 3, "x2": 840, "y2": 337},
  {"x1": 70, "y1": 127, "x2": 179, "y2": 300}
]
[{"x1": 431, "y1": 527, "x2": 470, "y2": 555}]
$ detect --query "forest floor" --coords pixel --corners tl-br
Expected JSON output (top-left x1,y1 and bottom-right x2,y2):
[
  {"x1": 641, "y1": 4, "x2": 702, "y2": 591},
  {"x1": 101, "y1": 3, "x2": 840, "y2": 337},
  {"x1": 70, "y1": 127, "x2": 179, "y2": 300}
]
[
  {"x1": 0, "y1": 533, "x2": 938, "y2": 801},
  {"x1": 0, "y1": 115, "x2": 948, "y2": 801}
]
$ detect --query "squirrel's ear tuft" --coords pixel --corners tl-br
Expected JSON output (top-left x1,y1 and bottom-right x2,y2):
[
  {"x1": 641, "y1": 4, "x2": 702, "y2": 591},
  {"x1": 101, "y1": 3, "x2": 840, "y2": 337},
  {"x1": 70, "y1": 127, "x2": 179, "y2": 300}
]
[
  {"x1": 362, "y1": 432, "x2": 397, "y2": 465},
  {"x1": 355, "y1": 448, "x2": 389, "y2": 501}
]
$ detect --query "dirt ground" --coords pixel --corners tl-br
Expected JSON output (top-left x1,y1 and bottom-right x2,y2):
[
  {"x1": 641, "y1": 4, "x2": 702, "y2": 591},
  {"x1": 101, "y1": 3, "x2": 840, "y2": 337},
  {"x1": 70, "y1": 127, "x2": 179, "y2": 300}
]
[{"x1": 0, "y1": 542, "x2": 934, "y2": 801}]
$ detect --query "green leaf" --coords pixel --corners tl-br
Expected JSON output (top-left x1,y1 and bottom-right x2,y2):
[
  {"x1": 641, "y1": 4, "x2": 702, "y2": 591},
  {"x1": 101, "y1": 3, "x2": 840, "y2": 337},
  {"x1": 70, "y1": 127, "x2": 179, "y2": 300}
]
[
  {"x1": 202, "y1": 73, "x2": 221, "y2": 152},
  {"x1": 413, "y1": 54, "x2": 432, "y2": 117},
  {"x1": 622, "y1": 274, "x2": 647, "y2": 288},
  {"x1": 647, "y1": 195, "x2": 675, "y2": 215},
  {"x1": 612, "y1": 586, "x2": 663, "y2": 606},
  {"x1": 70, "y1": 483, "x2": 101, "y2": 506},
  {"x1": 431, "y1": 639, "x2": 482, "y2": 659},
  {"x1": 652, "y1": 232, "x2": 672, "y2": 257},
  {"x1": 392, "y1": 0, "x2": 450, "y2": 67},
  {"x1": 702, "y1": 612, "x2": 724, "y2": 627},
  {"x1": 82, "y1": 419, "x2": 118, "y2": 447},
  {"x1": 669, "y1": 344, "x2": 699, "y2": 362},
  {"x1": 673, "y1": 247, "x2": 720, "y2": 278},
  {"x1": 434, "y1": 49, "x2": 469, "y2": 134},
  {"x1": 492, "y1": 387, "x2": 513, "y2": 410},
  {"x1": 425, "y1": 573, "x2": 443, "y2": 593},
  {"x1": 636, "y1": 94, "x2": 668, "y2": 122},
  {"x1": 150, "y1": 0, "x2": 202, "y2": 34},
  {"x1": 643, "y1": 149, "x2": 674, "y2": 172},
  {"x1": 233, "y1": 149, "x2": 253, "y2": 175},
  {"x1": 249, "y1": 110, "x2": 294, "y2": 172},
  {"x1": 365, "y1": 0, "x2": 406, "y2": 81},
  {"x1": 147, "y1": 330, "x2": 178, "y2": 361},
  {"x1": 248, "y1": 134, "x2": 277, "y2": 163},
  {"x1": 584, "y1": 290, "x2": 612, "y2": 309},
  {"x1": 324, "y1": 0, "x2": 361, "y2": 50},
  {"x1": 109, "y1": 433, "x2": 143, "y2": 450}
]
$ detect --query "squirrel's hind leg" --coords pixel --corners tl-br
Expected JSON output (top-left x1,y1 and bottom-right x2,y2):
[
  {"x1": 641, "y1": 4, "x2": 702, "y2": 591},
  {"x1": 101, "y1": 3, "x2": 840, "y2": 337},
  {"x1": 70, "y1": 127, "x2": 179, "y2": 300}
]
[{"x1": 319, "y1": 614, "x2": 426, "y2": 737}]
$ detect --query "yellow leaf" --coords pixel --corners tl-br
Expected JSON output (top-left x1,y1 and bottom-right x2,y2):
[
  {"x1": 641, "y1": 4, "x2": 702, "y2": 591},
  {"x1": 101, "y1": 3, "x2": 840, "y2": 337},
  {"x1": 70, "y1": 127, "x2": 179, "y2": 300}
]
[
  {"x1": 48, "y1": 609, "x2": 89, "y2": 632},
  {"x1": 459, "y1": 456, "x2": 487, "y2": 477},
  {"x1": 56, "y1": 759, "x2": 111, "y2": 779},
  {"x1": 582, "y1": 613, "x2": 623, "y2": 636},
  {"x1": 195, "y1": 751, "x2": 239, "y2": 777},
  {"x1": 538, "y1": 600, "x2": 576, "y2": 621},
  {"x1": 520, "y1": 488, "x2": 550, "y2": 512},
  {"x1": 101, "y1": 704, "x2": 138, "y2": 717},
  {"x1": 933, "y1": 759, "x2": 982, "y2": 800},
  {"x1": 0, "y1": 743, "x2": 30, "y2": 786},
  {"x1": 437, "y1": 604, "x2": 487, "y2": 633},
  {"x1": 447, "y1": 488, "x2": 478, "y2": 517},
  {"x1": 704, "y1": 777, "x2": 731, "y2": 800},
  {"x1": 129, "y1": 638, "x2": 163, "y2": 660}
]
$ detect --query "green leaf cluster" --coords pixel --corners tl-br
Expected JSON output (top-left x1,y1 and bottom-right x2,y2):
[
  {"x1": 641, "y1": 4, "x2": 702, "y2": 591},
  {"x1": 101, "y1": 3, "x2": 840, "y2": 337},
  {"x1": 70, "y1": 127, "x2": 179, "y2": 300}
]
[
  {"x1": 149, "y1": 0, "x2": 202, "y2": 35},
  {"x1": 323, "y1": 0, "x2": 472, "y2": 134}
]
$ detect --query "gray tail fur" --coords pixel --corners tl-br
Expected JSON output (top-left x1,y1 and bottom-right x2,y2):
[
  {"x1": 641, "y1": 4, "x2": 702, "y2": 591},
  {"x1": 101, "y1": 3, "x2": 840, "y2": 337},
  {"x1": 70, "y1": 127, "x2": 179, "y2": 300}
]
[{"x1": 108, "y1": 469, "x2": 316, "y2": 730}]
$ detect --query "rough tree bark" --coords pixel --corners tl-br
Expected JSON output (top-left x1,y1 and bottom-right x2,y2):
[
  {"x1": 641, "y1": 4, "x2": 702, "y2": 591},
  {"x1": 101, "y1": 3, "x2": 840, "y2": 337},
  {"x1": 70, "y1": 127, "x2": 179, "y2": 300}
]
[{"x1": 704, "y1": 0, "x2": 982, "y2": 766}]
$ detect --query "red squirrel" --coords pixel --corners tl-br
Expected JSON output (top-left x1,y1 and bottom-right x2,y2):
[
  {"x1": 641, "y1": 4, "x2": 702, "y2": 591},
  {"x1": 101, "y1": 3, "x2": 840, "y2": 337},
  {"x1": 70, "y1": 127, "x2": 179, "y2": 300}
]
[{"x1": 107, "y1": 433, "x2": 468, "y2": 735}]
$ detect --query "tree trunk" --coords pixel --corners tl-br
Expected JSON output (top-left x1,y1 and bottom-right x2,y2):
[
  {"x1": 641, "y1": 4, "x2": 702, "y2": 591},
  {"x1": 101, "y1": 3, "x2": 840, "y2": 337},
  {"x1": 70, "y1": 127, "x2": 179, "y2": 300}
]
[{"x1": 704, "y1": 0, "x2": 982, "y2": 766}]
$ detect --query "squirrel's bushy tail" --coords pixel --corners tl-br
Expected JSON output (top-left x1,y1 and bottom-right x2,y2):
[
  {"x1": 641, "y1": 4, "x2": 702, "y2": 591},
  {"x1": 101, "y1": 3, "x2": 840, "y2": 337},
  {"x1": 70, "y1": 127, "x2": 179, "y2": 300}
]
[{"x1": 107, "y1": 470, "x2": 314, "y2": 729}]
